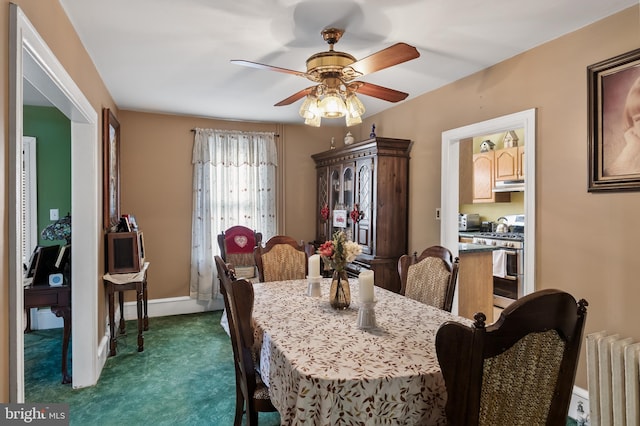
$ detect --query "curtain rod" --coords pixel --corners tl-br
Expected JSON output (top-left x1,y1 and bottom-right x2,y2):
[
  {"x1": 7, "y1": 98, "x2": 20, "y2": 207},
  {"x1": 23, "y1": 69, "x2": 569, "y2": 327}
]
[{"x1": 190, "y1": 128, "x2": 279, "y2": 137}]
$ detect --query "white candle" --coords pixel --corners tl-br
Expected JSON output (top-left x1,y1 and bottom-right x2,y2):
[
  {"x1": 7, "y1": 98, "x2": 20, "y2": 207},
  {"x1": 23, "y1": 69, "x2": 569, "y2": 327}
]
[
  {"x1": 359, "y1": 270, "x2": 375, "y2": 302},
  {"x1": 309, "y1": 254, "x2": 321, "y2": 278}
]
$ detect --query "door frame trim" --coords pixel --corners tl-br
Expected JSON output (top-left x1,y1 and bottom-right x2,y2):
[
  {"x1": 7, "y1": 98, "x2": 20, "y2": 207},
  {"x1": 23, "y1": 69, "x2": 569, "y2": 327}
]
[
  {"x1": 441, "y1": 109, "x2": 536, "y2": 314},
  {"x1": 9, "y1": 4, "x2": 100, "y2": 400}
]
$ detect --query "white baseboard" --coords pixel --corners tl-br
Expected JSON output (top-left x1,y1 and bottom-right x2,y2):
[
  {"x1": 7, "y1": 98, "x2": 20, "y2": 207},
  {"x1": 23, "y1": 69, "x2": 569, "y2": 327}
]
[
  {"x1": 121, "y1": 295, "x2": 223, "y2": 320},
  {"x1": 568, "y1": 385, "x2": 589, "y2": 422},
  {"x1": 28, "y1": 295, "x2": 223, "y2": 331},
  {"x1": 95, "y1": 333, "x2": 110, "y2": 383},
  {"x1": 28, "y1": 307, "x2": 63, "y2": 330}
]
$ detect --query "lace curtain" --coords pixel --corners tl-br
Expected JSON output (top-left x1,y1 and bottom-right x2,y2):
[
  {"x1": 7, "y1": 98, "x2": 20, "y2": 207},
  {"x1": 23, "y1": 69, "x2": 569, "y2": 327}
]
[{"x1": 190, "y1": 128, "x2": 277, "y2": 300}]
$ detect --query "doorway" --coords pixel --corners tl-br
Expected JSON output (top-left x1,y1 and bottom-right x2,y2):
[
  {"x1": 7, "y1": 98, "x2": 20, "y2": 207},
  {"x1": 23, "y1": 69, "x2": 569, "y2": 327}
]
[
  {"x1": 440, "y1": 109, "x2": 536, "y2": 314},
  {"x1": 9, "y1": 4, "x2": 100, "y2": 401}
]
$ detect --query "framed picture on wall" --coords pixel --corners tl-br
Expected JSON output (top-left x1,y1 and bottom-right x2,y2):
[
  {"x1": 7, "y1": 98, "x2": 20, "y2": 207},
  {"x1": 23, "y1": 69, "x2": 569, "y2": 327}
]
[
  {"x1": 588, "y1": 47, "x2": 640, "y2": 192},
  {"x1": 102, "y1": 108, "x2": 121, "y2": 229}
]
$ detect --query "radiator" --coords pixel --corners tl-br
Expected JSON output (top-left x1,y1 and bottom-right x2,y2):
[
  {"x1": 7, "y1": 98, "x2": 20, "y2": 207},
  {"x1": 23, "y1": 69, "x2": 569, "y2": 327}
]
[{"x1": 586, "y1": 331, "x2": 640, "y2": 426}]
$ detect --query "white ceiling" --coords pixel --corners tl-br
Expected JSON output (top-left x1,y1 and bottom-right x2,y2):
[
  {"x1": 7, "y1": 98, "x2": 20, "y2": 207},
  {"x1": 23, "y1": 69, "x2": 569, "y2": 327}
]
[{"x1": 44, "y1": 0, "x2": 636, "y2": 125}]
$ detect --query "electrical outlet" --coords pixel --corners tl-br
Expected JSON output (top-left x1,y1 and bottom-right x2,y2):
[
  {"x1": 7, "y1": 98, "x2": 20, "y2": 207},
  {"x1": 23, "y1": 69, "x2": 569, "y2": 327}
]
[
  {"x1": 435, "y1": 208, "x2": 441, "y2": 220},
  {"x1": 568, "y1": 390, "x2": 590, "y2": 425},
  {"x1": 50, "y1": 208, "x2": 59, "y2": 221}
]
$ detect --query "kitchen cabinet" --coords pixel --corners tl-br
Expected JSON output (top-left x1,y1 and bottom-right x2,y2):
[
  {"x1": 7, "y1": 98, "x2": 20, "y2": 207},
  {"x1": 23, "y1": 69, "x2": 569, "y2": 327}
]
[
  {"x1": 495, "y1": 146, "x2": 525, "y2": 181},
  {"x1": 471, "y1": 151, "x2": 510, "y2": 203},
  {"x1": 312, "y1": 137, "x2": 411, "y2": 293}
]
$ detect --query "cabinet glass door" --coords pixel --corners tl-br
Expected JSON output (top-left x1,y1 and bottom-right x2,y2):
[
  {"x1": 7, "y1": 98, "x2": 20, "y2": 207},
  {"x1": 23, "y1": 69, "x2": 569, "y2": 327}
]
[
  {"x1": 330, "y1": 168, "x2": 344, "y2": 236},
  {"x1": 342, "y1": 165, "x2": 354, "y2": 240},
  {"x1": 355, "y1": 158, "x2": 373, "y2": 255},
  {"x1": 317, "y1": 167, "x2": 330, "y2": 243}
]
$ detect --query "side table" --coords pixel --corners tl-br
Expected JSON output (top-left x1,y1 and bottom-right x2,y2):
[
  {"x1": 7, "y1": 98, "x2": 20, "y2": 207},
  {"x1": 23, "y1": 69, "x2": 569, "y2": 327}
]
[
  {"x1": 103, "y1": 262, "x2": 150, "y2": 356},
  {"x1": 24, "y1": 284, "x2": 72, "y2": 384}
]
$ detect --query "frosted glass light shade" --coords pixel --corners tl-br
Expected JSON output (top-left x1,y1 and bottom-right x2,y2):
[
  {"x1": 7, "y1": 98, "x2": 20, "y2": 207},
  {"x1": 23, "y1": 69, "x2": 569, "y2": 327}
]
[
  {"x1": 345, "y1": 113, "x2": 362, "y2": 127},
  {"x1": 319, "y1": 94, "x2": 346, "y2": 118},
  {"x1": 304, "y1": 114, "x2": 321, "y2": 127},
  {"x1": 299, "y1": 95, "x2": 318, "y2": 119},
  {"x1": 346, "y1": 93, "x2": 365, "y2": 118}
]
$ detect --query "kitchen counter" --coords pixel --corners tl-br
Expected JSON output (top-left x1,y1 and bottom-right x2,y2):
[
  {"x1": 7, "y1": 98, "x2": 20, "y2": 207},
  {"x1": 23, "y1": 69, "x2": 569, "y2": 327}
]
[
  {"x1": 459, "y1": 242, "x2": 499, "y2": 253},
  {"x1": 458, "y1": 231, "x2": 482, "y2": 238},
  {"x1": 457, "y1": 247, "x2": 494, "y2": 323}
]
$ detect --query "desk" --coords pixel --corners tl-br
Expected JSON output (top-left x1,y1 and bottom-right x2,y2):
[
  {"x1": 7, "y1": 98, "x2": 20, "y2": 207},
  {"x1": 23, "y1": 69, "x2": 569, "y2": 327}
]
[
  {"x1": 103, "y1": 262, "x2": 149, "y2": 356},
  {"x1": 24, "y1": 285, "x2": 71, "y2": 384},
  {"x1": 250, "y1": 278, "x2": 471, "y2": 425}
]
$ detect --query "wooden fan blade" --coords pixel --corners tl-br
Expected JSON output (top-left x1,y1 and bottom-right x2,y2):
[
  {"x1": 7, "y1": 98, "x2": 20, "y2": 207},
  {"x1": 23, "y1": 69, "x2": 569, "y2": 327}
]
[
  {"x1": 274, "y1": 87, "x2": 316, "y2": 106},
  {"x1": 346, "y1": 43, "x2": 420, "y2": 77},
  {"x1": 353, "y1": 82, "x2": 409, "y2": 103},
  {"x1": 231, "y1": 60, "x2": 307, "y2": 78}
]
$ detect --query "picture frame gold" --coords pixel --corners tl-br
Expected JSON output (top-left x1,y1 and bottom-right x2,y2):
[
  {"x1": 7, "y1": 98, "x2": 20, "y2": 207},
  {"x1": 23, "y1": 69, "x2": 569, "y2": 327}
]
[
  {"x1": 102, "y1": 108, "x2": 121, "y2": 228},
  {"x1": 588, "y1": 48, "x2": 640, "y2": 192}
]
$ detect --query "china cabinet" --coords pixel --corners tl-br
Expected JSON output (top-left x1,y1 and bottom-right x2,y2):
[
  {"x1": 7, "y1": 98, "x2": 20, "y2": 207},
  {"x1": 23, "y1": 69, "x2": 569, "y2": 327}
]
[{"x1": 312, "y1": 137, "x2": 411, "y2": 293}]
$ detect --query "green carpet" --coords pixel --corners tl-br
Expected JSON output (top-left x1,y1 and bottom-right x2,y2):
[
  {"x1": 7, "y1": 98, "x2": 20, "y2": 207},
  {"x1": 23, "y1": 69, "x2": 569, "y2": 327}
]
[{"x1": 24, "y1": 311, "x2": 280, "y2": 426}]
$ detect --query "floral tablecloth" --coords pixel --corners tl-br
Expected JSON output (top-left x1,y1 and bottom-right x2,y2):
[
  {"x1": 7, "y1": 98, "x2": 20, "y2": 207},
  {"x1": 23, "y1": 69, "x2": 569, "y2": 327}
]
[{"x1": 250, "y1": 278, "x2": 471, "y2": 426}]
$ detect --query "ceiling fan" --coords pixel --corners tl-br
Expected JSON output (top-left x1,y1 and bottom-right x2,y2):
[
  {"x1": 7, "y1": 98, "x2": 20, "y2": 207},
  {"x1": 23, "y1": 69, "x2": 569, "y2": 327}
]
[{"x1": 231, "y1": 28, "x2": 420, "y2": 126}]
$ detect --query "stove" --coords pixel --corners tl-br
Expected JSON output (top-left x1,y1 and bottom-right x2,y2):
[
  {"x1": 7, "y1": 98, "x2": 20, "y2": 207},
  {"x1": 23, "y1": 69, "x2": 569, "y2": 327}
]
[
  {"x1": 472, "y1": 232, "x2": 524, "y2": 249},
  {"x1": 470, "y1": 218, "x2": 525, "y2": 308}
]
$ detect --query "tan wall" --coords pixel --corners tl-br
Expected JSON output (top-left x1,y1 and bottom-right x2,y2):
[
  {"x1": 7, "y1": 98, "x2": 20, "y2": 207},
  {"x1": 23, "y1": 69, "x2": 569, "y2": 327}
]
[
  {"x1": 118, "y1": 111, "x2": 334, "y2": 300},
  {"x1": 353, "y1": 7, "x2": 640, "y2": 388},
  {"x1": 2, "y1": 0, "x2": 638, "y2": 401}
]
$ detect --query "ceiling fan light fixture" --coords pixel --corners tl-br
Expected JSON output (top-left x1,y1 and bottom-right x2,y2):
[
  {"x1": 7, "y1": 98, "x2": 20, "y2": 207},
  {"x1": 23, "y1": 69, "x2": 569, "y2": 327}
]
[
  {"x1": 345, "y1": 112, "x2": 362, "y2": 127},
  {"x1": 319, "y1": 93, "x2": 346, "y2": 118},
  {"x1": 304, "y1": 113, "x2": 321, "y2": 127},
  {"x1": 346, "y1": 93, "x2": 365, "y2": 118},
  {"x1": 299, "y1": 95, "x2": 319, "y2": 119}
]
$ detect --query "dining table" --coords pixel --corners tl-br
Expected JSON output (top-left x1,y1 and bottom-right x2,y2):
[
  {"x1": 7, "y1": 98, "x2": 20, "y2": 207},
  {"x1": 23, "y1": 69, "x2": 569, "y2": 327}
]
[{"x1": 223, "y1": 277, "x2": 471, "y2": 425}]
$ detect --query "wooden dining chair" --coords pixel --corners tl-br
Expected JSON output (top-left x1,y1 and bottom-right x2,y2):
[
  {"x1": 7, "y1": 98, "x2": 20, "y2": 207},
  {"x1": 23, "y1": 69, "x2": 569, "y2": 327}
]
[
  {"x1": 218, "y1": 226, "x2": 262, "y2": 279},
  {"x1": 224, "y1": 277, "x2": 277, "y2": 425},
  {"x1": 215, "y1": 255, "x2": 245, "y2": 425},
  {"x1": 254, "y1": 235, "x2": 307, "y2": 282},
  {"x1": 435, "y1": 289, "x2": 588, "y2": 425},
  {"x1": 397, "y1": 245, "x2": 459, "y2": 312}
]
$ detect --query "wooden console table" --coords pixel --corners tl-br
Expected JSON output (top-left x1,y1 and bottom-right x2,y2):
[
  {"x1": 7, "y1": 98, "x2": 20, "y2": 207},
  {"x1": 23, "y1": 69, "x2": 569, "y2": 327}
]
[
  {"x1": 24, "y1": 285, "x2": 72, "y2": 384},
  {"x1": 103, "y1": 262, "x2": 150, "y2": 356}
]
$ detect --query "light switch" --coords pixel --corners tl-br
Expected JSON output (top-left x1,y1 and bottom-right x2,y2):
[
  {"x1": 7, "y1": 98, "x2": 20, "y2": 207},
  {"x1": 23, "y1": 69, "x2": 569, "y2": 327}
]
[{"x1": 50, "y1": 209, "x2": 59, "y2": 221}]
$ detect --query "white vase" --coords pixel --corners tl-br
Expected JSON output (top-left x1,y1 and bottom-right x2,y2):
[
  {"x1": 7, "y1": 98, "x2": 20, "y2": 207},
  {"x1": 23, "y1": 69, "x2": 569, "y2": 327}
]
[{"x1": 344, "y1": 132, "x2": 354, "y2": 145}]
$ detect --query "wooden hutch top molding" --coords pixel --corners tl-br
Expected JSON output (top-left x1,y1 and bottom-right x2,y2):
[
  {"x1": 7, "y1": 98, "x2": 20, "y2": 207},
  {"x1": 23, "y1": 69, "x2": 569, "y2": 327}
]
[{"x1": 312, "y1": 137, "x2": 412, "y2": 166}]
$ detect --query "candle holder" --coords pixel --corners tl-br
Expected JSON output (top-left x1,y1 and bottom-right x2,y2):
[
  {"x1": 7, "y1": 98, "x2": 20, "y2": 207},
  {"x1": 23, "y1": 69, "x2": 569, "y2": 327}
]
[
  {"x1": 357, "y1": 300, "x2": 377, "y2": 330},
  {"x1": 306, "y1": 276, "x2": 322, "y2": 297}
]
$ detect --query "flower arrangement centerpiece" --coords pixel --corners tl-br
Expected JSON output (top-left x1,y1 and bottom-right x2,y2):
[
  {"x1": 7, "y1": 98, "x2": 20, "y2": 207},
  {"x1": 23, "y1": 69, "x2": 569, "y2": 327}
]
[{"x1": 318, "y1": 230, "x2": 361, "y2": 309}]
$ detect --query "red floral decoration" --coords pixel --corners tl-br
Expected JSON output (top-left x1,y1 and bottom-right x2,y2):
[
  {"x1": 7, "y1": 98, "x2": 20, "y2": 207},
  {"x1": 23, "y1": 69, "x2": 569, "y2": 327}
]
[
  {"x1": 350, "y1": 204, "x2": 364, "y2": 223},
  {"x1": 320, "y1": 203, "x2": 330, "y2": 222}
]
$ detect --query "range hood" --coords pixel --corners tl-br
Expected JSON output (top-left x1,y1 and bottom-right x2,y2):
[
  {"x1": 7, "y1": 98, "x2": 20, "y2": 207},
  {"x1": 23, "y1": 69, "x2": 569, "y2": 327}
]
[{"x1": 493, "y1": 180, "x2": 525, "y2": 192}]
